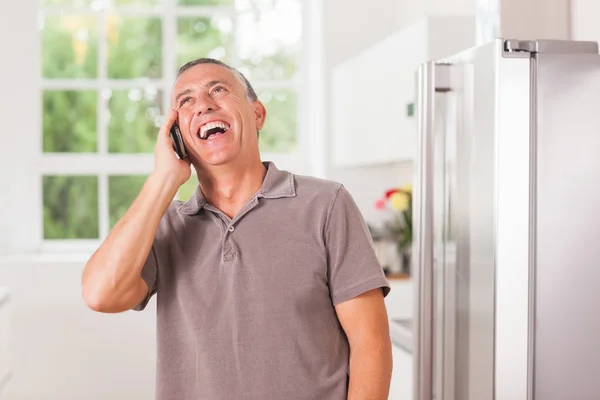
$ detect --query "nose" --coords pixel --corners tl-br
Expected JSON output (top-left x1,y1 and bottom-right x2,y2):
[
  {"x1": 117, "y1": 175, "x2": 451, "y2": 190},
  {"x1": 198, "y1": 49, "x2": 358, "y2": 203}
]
[{"x1": 195, "y1": 94, "x2": 218, "y2": 115}]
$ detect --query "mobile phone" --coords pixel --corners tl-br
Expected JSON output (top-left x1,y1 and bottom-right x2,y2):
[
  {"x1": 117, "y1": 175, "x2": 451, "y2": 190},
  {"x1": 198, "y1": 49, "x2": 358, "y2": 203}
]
[{"x1": 169, "y1": 121, "x2": 188, "y2": 160}]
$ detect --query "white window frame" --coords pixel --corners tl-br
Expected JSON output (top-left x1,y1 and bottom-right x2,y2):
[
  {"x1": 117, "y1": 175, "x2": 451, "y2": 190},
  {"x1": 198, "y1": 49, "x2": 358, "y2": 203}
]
[
  {"x1": 0, "y1": 0, "x2": 325, "y2": 257},
  {"x1": 37, "y1": 0, "x2": 317, "y2": 255}
]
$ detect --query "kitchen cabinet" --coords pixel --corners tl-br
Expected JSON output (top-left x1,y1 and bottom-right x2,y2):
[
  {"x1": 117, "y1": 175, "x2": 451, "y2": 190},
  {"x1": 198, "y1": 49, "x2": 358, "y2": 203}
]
[{"x1": 331, "y1": 15, "x2": 475, "y2": 167}]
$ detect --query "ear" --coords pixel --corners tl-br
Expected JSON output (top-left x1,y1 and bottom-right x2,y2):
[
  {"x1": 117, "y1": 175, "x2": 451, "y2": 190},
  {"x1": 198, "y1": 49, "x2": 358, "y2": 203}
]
[{"x1": 253, "y1": 101, "x2": 267, "y2": 131}]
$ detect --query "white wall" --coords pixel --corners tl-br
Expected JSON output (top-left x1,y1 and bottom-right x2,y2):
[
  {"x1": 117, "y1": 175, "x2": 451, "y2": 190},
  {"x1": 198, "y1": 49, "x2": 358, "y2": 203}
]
[
  {"x1": 0, "y1": 0, "x2": 42, "y2": 256},
  {"x1": 572, "y1": 0, "x2": 600, "y2": 42},
  {"x1": 499, "y1": 0, "x2": 570, "y2": 40},
  {"x1": 400, "y1": 0, "x2": 475, "y2": 26},
  {"x1": 0, "y1": 258, "x2": 156, "y2": 400},
  {"x1": 324, "y1": 0, "x2": 410, "y2": 225}
]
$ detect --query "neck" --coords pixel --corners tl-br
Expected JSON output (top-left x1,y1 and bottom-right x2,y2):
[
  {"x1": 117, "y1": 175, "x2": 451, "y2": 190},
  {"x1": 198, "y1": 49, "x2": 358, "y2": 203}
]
[{"x1": 195, "y1": 159, "x2": 267, "y2": 219}]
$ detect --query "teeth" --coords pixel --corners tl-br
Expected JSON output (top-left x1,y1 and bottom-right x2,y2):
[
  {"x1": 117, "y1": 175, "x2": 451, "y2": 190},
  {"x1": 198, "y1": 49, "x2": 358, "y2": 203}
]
[{"x1": 200, "y1": 121, "x2": 230, "y2": 138}]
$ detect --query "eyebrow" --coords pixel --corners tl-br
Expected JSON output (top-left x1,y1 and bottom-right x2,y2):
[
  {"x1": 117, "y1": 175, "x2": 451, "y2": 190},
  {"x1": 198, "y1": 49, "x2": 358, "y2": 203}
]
[
  {"x1": 174, "y1": 88, "x2": 194, "y2": 105},
  {"x1": 174, "y1": 80, "x2": 228, "y2": 104}
]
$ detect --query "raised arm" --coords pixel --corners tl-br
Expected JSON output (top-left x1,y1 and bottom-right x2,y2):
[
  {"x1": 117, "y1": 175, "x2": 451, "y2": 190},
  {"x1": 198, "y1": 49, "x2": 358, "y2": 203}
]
[{"x1": 81, "y1": 110, "x2": 190, "y2": 313}]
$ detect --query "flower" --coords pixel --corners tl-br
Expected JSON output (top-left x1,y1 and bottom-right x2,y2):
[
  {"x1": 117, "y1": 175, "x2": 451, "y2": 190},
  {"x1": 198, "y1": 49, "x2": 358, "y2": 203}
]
[
  {"x1": 374, "y1": 184, "x2": 413, "y2": 254},
  {"x1": 374, "y1": 198, "x2": 386, "y2": 210},
  {"x1": 385, "y1": 188, "x2": 399, "y2": 198},
  {"x1": 389, "y1": 191, "x2": 410, "y2": 211}
]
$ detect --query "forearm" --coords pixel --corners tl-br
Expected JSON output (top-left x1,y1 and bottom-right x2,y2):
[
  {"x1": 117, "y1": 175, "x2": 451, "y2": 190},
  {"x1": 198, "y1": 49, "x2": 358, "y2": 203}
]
[
  {"x1": 347, "y1": 339, "x2": 393, "y2": 400},
  {"x1": 82, "y1": 172, "x2": 179, "y2": 310}
]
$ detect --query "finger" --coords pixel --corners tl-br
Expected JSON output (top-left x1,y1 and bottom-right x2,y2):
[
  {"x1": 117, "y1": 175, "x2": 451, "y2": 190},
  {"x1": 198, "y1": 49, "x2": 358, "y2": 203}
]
[{"x1": 160, "y1": 109, "x2": 179, "y2": 137}]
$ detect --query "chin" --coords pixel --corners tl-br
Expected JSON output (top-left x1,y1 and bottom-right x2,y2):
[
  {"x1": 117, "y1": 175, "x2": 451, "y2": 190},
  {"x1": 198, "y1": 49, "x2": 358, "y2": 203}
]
[{"x1": 198, "y1": 152, "x2": 237, "y2": 167}]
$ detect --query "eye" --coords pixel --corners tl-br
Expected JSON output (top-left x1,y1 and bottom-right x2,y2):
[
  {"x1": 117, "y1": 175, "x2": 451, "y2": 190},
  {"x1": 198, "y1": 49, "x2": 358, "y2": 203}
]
[
  {"x1": 211, "y1": 85, "x2": 227, "y2": 95},
  {"x1": 179, "y1": 97, "x2": 192, "y2": 107}
]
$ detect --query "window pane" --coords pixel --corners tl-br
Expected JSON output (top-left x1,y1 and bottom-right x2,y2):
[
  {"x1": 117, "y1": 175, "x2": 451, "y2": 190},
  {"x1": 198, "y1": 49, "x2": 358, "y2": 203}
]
[
  {"x1": 178, "y1": 176, "x2": 199, "y2": 202},
  {"x1": 43, "y1": 90, "x2": 97, "y2": 153},
  {"x1": 178, "y1": 0, "x2": 232, "y2": 5},
  {"x1": 177, "y1": 16, "x2": 233, "y2": 68},
  {"x1": 109, "y1": 175, "x2": 147, "y2": 228},
  {"x1": 106, "y1": 15, "x2": 162, "y2": 79},
  {"x1": 108, "y1": 88, "x2": 162, "y2": 153},
  {"x1": 258, "y1": 88, "x2": 296, "y2": 153},
  {"x1": 43, "y1": 175, "x2": 99, "y2": 239},
  {"x1": 236, "y1": 2, "x2": 301, "y2": 81},
  {"x1": 41, "y1": 15, "x2": 98, "y2": 79}
]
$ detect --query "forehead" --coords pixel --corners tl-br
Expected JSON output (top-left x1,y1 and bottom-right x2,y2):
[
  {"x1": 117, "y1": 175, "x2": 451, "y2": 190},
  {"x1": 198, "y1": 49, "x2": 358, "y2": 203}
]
[{"x1": 173, "y1": 63, "x2": 240, "y2": 93}]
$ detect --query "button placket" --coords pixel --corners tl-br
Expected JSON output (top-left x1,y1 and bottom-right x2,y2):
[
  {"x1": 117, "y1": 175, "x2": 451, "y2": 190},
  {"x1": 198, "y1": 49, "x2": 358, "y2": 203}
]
[
  {"x1": 222, "y1": 223, "x2": 237, "y2": 263},
  {"x1": 211, "y1": 197, "x2": 259, "y2": 265}
]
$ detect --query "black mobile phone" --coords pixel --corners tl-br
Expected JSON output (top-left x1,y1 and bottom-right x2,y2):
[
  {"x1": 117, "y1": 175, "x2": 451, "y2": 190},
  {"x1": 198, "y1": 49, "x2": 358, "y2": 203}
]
[{"x1": 169, "y1": 121, "x2": 188, "y2": 160}]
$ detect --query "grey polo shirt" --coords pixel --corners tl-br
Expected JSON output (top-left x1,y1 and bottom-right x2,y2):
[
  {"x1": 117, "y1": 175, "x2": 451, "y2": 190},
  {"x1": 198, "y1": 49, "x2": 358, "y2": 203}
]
[{"x1": 134, "y1": 161, "x2": 391, "y2": 400}]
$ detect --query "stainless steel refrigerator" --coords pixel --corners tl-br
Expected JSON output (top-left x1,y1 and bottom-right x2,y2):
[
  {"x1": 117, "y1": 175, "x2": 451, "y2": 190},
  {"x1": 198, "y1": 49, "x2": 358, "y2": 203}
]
[{"x1": 412, "y1": 38, "x2": 600, "y2": 400}]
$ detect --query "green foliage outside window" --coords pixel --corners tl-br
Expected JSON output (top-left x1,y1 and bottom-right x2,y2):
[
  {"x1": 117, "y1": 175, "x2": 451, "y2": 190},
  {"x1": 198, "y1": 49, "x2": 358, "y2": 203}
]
[
  {"x1": 43, "y1": 90, "x2": 97, "y2": 153},
  {"x1": 178, "y1": 176, "x2": 199, "y2": 202},
  {"x1": 177, "y1": 16, "x2": 233, "y2": 69},
  {"x1": 43, "y1": 176, "x2": 99, "y2": 239},
  {"x1": 258, "y1": 88, "x2": 296, "y2": 153},
  {"x1": 108, "y1": 175, "x2": 148, "y2": 229},
  {"x1": 42, "y1": 15, "x2": 98, "y2": 79},
  {"x1": 41, "y1": 2, "x2": 300, "y2": 240},
  {"x1": 107, "y1": 16, "x2": 163, "y2": 79},
  {"x1": 108, "y1": 89, "x2": 163, "y2": 153}
]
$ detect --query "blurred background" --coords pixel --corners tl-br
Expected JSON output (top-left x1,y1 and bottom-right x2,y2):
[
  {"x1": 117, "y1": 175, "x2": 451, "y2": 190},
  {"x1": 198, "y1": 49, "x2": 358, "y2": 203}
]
[{"x1": 0, "y1": 0, "x2": 599, "y2": 398}]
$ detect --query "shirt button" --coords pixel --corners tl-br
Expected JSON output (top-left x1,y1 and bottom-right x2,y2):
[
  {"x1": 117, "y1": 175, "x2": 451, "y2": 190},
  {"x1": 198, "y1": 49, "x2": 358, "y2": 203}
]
[
  {"x1": 228, "y1": 226, "x2": 235, "y2": 232},
  {"x1": 223, "y1": 253, "x2": 236, "y2": 262}
]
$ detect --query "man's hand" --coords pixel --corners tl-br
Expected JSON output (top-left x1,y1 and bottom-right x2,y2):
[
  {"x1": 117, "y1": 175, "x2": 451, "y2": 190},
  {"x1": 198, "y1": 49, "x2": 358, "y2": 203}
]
[
  {"x1": 335, "y1": 288, "x2": 393, "y2": 400},
  {"x1": 154, "y1": 109, "x2": 191, "y2": 188},
  {"x1": 81, "y1": 109, "x2": 191, "y2": 313}
]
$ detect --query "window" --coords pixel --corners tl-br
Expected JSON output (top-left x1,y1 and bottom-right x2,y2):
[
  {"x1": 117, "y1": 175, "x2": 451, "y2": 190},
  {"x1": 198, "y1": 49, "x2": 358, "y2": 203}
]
[{"x1": 38, "y1": 0, "x2": 304, "y2": 249}]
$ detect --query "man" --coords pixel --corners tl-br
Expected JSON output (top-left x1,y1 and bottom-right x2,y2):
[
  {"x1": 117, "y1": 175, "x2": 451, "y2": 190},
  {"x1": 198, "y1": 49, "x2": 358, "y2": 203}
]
[{"x1": 81, "y1": 58, "x2": 393, "y2": 400}]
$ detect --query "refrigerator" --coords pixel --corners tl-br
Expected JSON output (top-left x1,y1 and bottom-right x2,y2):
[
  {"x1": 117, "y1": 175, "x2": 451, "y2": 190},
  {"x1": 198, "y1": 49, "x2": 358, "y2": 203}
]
[{"x1": 411, "y1": 38, "x2": 600, "y2": 400}]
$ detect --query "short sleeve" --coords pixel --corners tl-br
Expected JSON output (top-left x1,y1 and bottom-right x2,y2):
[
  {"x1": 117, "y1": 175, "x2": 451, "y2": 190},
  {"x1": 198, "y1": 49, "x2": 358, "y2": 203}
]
[
  {"x1": 132, "y1": 244, "x2": 159, "y2": 311},
  {"x1": 325, "y1": 185, "x2": 391, "y2": 306}
]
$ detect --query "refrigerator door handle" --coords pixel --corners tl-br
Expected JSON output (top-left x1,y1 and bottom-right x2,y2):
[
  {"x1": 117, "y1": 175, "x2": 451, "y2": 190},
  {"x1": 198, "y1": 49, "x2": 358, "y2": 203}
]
[
  {"x1": 414, "y1": 61, "x2": 435, "y2": 400},
  {"x1": 413, "y1": 61, "x2": 450, "y2": 400}
]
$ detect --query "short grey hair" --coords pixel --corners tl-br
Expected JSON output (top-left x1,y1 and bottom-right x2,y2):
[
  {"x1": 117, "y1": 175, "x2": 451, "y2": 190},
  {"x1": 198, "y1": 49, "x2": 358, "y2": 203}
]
[{"x1": 176, "y1": 58, "x2": 258, "y2": 103}]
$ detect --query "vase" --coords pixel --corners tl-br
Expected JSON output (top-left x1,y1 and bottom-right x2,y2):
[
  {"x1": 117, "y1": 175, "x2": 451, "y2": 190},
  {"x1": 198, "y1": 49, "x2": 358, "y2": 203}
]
[
  {"x1": 383, "y1": 242, "x2": 403, "y2": 275},
  {"x1": 400, "y1": 248, "x2": 412, "y2": 276}
]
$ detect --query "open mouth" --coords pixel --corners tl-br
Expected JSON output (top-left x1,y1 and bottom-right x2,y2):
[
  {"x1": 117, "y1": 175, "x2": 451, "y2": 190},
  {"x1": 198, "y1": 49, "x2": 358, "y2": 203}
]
[{"x1": 198, "y1": 121, "x2": 230, "y2": 140}]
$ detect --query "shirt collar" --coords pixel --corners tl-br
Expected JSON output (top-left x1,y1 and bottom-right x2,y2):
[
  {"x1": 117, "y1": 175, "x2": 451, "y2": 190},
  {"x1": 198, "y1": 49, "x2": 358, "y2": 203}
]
[{"x1": 177, "y1": 161, "x2": 296, "y2": 215}]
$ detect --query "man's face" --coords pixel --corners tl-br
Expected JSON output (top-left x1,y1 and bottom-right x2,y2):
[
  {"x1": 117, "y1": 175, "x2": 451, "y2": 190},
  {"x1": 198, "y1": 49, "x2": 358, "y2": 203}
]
[{"x1": 171, "y1": 63, "x2": 266, "y2": 167}]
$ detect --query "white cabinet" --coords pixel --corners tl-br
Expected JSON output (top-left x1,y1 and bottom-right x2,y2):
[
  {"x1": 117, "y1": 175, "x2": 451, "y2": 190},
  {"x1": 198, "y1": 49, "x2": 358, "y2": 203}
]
[{"x1": 331, "y1": 15, "x2": 475, "y2": 167}]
